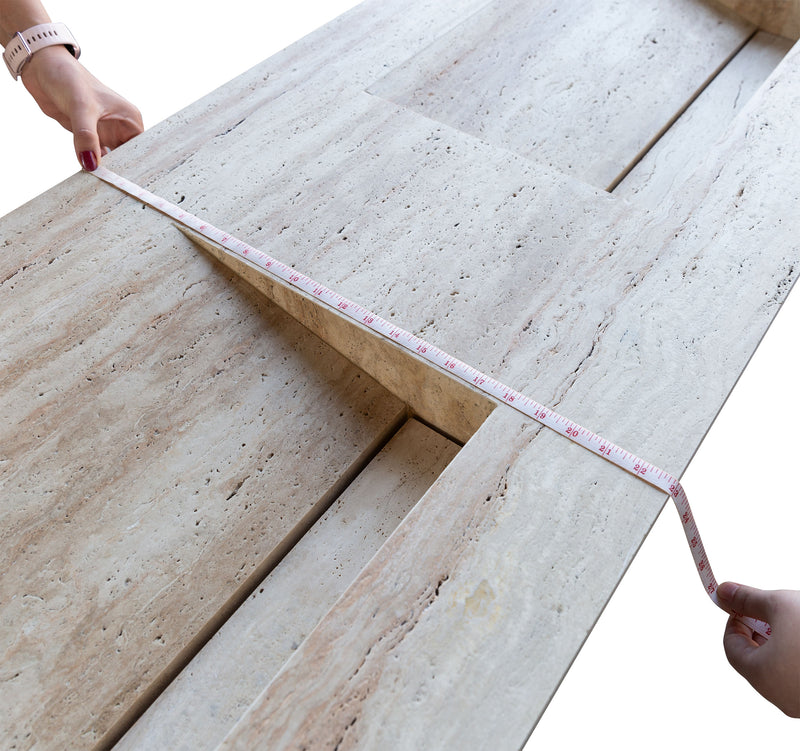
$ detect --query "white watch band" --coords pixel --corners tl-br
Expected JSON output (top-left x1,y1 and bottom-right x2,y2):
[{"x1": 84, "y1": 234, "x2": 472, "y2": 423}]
[{"x1": 3, "y1": 22, "x2": 80, "y2": 80}]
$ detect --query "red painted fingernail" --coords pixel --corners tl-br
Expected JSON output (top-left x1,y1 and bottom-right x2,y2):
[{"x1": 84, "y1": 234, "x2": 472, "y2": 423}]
[{"x1": 79, "y1": 151, "x2": 98, "y2": 172}]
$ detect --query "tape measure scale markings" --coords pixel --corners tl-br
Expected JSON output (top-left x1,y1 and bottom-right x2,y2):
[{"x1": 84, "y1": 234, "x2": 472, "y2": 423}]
[{"x1": 90, "y1": 165, "x2": 771, "y2": 639}]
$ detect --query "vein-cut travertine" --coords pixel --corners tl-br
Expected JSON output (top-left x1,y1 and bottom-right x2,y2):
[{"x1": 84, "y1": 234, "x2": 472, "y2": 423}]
[
  {"x1": 116, "y1": 419, "x2": 459, "y2": 750},
  {"x1": 2, "y1": 0, "x2": 799, "y2": 749},
  {"x1": 218, "y1": 29, "x2": 800, "y2": 744},
  {"x1": 369, "y1": 0, "x2": 752, "y2": 189},
  {"x1": 0, "y1": 183, "x2": 406, "y2": 748}
]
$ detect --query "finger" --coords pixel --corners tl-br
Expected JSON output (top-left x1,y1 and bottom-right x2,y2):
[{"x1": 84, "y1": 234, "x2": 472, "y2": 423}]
[
  {"x1": 716, "y1": 582, "x2": 776, "y2": 623},
  {"x1": 723, "y1": 614, "x2": 763, "y2": 674},
  {"x1": 97, "y1": 114, "x2": 144, "y2": 152},
  {"x1": 72, "y1": 122, "x2": 101, "y2": 172}
]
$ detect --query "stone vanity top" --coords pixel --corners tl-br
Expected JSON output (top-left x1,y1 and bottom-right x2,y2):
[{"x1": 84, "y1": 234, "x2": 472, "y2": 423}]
[{"x1": 1, "y1": 1, "x2": 798, "y2": 748}]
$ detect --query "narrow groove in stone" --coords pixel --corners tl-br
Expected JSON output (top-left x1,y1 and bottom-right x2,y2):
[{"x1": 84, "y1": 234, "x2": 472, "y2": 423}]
[
  {"x1": 607, "y1": 27, "x2": 758, "y2": 194},
  {"x1": 96, "y1": 407, "x2": 412, "y2": 751}
]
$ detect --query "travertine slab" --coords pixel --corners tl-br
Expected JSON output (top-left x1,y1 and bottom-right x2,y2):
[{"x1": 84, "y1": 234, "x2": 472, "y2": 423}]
[
  {"x1": 116, "y1": 419, "x2": 459, "y2": 750},
  {"x1": 218, "y1": 32, "x2": 800, "y2": 745},
  {"x1": 209, "y1": 8, "x2": 797, "y2": 751},
  {"x1": 2, "y1": 0, "x2": 799, "y2": 749},
  {"x1": 616, "y1": 29, "x2": 793, "y2": 205},
  {"x1": 1, "y1": 5, "x2": 502, "y2": 747},
  {"x1": 368, "y1": 0, "x2": 752, "y2": 189},
  {"x1": 0, "y1": 176, "x2": 406, "y2": 747}
]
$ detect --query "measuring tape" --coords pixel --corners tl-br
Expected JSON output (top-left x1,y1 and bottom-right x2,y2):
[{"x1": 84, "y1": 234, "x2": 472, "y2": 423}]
[{"x1": 91, "y1": 165, "x2": 770, "y2": 639}]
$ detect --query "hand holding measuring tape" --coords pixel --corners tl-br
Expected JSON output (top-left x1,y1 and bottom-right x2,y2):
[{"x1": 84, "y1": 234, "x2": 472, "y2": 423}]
[{"x1": 718, "y1": 582, "x2": 800, "y2": 717}]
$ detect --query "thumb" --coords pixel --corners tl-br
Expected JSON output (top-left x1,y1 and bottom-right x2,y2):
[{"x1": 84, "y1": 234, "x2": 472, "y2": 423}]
[
  {"x1": 717, "y1": 581, "x2": 775, "y2": 622},
  {"x1": 73, "y1": 122, "x2": 101, "y2": 172}
]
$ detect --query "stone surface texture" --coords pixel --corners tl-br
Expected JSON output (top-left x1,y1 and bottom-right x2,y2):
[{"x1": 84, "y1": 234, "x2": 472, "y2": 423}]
[
  {"x1": 368, "y1": 0, "x2": 751, "y2": 190},
  {"x1": 1, "y1": 0, "x2": 799, "y2": 749},
  {"x1": 0, "y1": 186, "x2": 407, "y2": 747},
  {"x1": 115, "y1": 419, "x2": 459, "y2": 750}
]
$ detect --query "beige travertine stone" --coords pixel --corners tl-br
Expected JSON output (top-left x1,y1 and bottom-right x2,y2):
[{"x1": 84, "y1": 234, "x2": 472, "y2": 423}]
[
  {"x1": 3, "y1": 4, "x2": 504, "y2": 746},
  {"x1": 177, "y1": 226, "x2": 493, "y2": 443},
  {"x1": 2, "y1": 0, "x2": 799, "y2": 749},
  {"x1": 214, "y1": 7, "x2": 799, "y2": 751},
  {"x1": 616, "y1": 30, "x2": 793, "y2": 205},
  {"x1": 218, "y1": 26, "x2": 800, "y2": 740},
  {"x1": 368, "y1": 0, "x2": 752, "y2": 189},
  {"x1": 716, "y1": 0, "x2": 800, "y2": 39},
  {"x1": 0, "y1": 158, "x2": 406, "y2": 748},
  {"x1": 115, "y1": 419, "x2": 459, "y2": 750}
]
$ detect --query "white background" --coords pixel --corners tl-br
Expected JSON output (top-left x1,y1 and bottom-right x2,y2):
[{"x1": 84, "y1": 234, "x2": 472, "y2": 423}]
[{"x1": 1, "y1": 2, "x2": 797, "y2": 747}]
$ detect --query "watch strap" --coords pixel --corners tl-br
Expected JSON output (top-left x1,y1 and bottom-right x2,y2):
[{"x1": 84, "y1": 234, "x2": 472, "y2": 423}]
[{"x1": 3, "y1": 22, "x2": 80, "y2": 80}]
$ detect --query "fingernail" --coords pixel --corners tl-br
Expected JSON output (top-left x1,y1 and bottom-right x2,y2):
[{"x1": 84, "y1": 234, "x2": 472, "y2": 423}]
[{"x1": 79, "y1": 151, "x2": 98, "y2": 172}]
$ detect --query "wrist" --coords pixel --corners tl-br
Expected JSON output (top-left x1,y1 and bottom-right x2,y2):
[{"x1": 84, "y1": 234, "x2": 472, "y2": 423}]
[{"x1": 19, "y1": 42, "x2": 75, "y2": 80}]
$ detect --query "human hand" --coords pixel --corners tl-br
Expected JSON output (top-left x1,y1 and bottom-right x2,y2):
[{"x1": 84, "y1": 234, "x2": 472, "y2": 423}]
[
  {"x1": 717, "y1": 581, "x2": 800, "y2": 717},
  {"x1": 19, "y1": 44, "x2": 143, "y2": 171}
]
